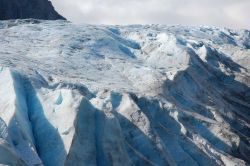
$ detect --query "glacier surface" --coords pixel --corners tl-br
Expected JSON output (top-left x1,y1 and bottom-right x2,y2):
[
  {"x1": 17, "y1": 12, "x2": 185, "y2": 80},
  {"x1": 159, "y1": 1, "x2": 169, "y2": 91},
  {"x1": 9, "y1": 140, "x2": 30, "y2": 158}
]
[{"x1": 0, "y1": 19, "x2": 250, "y2": 166}]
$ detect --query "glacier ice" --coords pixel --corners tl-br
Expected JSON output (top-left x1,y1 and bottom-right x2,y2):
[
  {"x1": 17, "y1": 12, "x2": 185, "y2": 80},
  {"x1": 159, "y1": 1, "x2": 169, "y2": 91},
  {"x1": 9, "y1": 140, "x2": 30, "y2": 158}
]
[{"x1": 0, "y1": 19, "x2": 249, "y2": 166}]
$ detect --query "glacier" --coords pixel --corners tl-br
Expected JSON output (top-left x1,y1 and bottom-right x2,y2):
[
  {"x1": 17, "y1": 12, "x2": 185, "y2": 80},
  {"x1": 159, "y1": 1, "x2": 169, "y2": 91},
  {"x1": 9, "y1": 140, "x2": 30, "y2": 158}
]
[{"x1": 0, "y1": 19, "x2": 249, "y2": 166}]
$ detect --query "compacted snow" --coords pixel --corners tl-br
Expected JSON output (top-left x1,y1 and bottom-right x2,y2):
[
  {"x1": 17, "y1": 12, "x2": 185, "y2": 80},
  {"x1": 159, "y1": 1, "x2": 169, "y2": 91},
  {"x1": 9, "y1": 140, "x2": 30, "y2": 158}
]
[{"x1": 0, "y1": 19, "x2": 249, "y2": 166}]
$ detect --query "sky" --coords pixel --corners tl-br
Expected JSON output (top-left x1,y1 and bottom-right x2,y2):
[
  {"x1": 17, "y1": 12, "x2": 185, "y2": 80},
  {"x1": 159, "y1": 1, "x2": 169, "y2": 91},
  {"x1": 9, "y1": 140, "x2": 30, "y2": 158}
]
[{"x1": 50, "y1": 0, "x2": 250, "y2": 29}]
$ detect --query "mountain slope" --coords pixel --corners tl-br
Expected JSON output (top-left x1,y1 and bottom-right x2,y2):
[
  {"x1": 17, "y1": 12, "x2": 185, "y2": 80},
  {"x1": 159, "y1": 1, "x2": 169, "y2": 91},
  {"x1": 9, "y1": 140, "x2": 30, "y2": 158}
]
[
  {"x1": 0, "y1": 20, "x2": 249, "y2": 166},
  {"x1": 0, "y1": 0, "x2": 65, "y2": 20}
]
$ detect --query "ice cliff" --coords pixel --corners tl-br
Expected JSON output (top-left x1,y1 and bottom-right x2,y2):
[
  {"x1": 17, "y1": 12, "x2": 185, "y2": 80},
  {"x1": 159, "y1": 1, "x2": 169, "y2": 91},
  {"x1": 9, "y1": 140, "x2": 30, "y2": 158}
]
[{"x1": 0, "y1": 20, "x2": 249, "y2": 166}]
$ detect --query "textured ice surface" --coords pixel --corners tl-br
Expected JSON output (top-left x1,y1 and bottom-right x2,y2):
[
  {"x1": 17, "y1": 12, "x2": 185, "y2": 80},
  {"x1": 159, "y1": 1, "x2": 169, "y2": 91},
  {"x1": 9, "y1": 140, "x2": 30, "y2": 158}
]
[{"x1": 0, "y1": 20, "x2": 249, "y2": 166}]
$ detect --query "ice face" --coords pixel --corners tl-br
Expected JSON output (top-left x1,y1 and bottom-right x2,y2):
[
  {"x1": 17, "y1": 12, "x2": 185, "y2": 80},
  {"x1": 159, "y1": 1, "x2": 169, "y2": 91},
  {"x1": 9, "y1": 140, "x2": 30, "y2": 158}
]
[{"x1": 0, "y1": 20, "x2": 249, "y2": 166}]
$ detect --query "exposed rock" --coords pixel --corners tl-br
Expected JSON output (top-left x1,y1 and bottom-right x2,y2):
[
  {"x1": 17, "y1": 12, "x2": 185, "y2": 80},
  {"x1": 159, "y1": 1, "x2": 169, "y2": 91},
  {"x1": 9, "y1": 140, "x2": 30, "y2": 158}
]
[{"x1": 0, "y1": 0, "x2": 65, "y2": 20}]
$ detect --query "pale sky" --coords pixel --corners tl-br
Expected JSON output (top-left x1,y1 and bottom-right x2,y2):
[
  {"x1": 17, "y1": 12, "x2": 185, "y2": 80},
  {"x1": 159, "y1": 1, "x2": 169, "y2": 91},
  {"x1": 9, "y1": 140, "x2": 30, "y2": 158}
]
[{"x1": 50, "y1": 0, "x2": 250, "y2": 29}]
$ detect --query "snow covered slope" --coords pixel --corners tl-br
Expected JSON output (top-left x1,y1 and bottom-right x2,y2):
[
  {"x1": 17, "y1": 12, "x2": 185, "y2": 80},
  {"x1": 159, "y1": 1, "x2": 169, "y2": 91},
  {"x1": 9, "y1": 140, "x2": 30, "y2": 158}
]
[{"x1": 0, "y1": 19, "x2": 249, "y2": 166}]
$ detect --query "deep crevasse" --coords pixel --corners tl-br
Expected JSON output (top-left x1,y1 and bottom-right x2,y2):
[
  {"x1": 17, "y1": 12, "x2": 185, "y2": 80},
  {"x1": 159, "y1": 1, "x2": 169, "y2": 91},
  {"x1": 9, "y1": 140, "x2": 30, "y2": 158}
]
[{"x1": 0, "y1": 67, "x2": 249, "y2": 166}]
